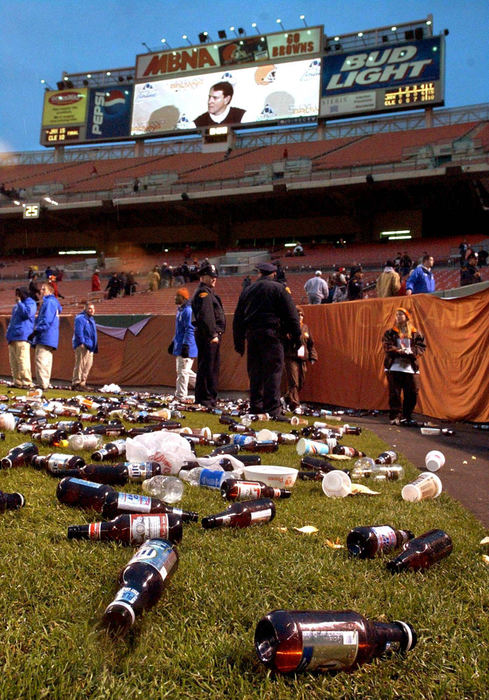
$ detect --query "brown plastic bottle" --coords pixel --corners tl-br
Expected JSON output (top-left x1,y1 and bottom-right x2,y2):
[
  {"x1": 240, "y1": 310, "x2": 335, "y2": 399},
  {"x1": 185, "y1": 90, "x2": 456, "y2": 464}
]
[
  {"x1": 221, "y1": 479, "x2": 291, "y2": 501},
  {"x1": 56, "y1": 477, "x2": 115, "y2": 511},
  {"x1": 201, "y1": 498, "x2": 275, "y2": 529},
  {"x1": 1, "y1": 441, "x2": 39, "y2": 468},
  {"x1": 73, "y1": 461, "x2": 163, "y2": 485},
  {"x1": 347, "y1": 526, "x2": 414, "y2": 559},
  {"x1": 386, "y1": 529, "x2": 453, "y2": 572},
  {"x1": 91, "y1": 439, "x2": 126, "y2": 461},
  {"x1": 374, "y1": 450, "x2": 398, "y2": 465},
  {"x1": 67, "y1": 512, "x2": 182, "y2": 545},
  {"x1": 255, "y1": 609, "x2": 417, "y2": 673},
  {"x1": 101, "y1": 489, "x2": 198, "y2": 522},
  {"x1": 0, "y1": 490, "x2": 25, "y2": 511},
  {"x1": 31, "y1": 453, "x2": 85, "y2": 474},
  {"x1": 103, "y1": 538, "x2": 178, "y2": 636}
]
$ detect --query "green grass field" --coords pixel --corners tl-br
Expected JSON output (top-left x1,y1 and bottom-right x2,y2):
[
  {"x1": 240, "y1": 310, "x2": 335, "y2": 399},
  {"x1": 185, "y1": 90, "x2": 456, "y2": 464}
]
[{"x1": 0, "y1": 390, "x2": 487, "y2": 700}]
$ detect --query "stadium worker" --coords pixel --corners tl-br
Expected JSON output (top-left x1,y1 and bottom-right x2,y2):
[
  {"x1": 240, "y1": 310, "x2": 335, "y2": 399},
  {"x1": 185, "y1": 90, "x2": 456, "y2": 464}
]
[
  {"x1": 382, "y1": 307, "x2": 426, "y2": 426},
  {"x1": 304, "y1": 270, "x2": 329, "y2": 304},
  {"x1": 233, "y1": 262, "x2": 301, "y2": 418},
  {"x1": 71, "y1": 302, "x2": 98, "y2": 391},
  {"x1": 405, "y1": 255, "x2": 435, "y2": 295},
  {"x1": 168, "y1": 288, "x2": 197, "y2": 401},
  {"x1": 376, "y1": 260, "x2": 401, "y2": 297},
  {"x1": 6, "y1": 287, "x2": 36, "y2": 388},
  {"x1": 191, "y1": 264, "x2": 226, "y2": 408},
  {"x1": 30, "y1": 281, "x2": 62, "y2": 390},
  {"x1": 193, "y1": 82, "x2": 245, "y2": 127}
]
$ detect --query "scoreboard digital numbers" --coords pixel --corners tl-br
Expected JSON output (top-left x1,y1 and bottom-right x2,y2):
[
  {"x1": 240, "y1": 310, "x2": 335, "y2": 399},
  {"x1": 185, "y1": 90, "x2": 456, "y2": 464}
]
[
  {"x1": 23, "y1": 204, "x2": 40, "y2": 219},
  {"x1": 43, "y1": 126, "x2": 81, "y2": 144},
  {"x1": 384, "y1": 82, "x2": 436, "y2": 107}
]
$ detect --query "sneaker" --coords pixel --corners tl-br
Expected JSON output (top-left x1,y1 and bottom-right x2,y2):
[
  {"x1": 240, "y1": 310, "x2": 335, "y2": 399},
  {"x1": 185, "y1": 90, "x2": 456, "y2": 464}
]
[
  {"x1": 390, "y1": 417, "x2": 400, "y2": 425},
  {"x1": 400, "y1": 418, "x2": 418, "y2": 427}
]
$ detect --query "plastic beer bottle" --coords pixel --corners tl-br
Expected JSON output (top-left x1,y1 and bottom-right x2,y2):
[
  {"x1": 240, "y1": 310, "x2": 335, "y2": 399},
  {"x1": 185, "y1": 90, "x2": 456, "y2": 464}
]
[
  {"x1": 201, "y1": 498, "x2": 275, "y2": 529},
  {"x1": 386, "y1": 529, "x2": 453, "y2": 572},
  {"x1": 221, "y1": 479, "x2": 291, "y2": 501},
  {"x1": 347, "y1": 526, "x2": 414, "y2": 559},
  {"x1": 68, "y1": 513, "x2": 183, "y2": 545}
]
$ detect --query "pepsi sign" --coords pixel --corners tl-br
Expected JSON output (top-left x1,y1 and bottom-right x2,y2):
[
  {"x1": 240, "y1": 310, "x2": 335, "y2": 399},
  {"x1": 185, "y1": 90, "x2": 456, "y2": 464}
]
[{"x1": 86, "y1": 85, "x2": 133, "y2": 140}]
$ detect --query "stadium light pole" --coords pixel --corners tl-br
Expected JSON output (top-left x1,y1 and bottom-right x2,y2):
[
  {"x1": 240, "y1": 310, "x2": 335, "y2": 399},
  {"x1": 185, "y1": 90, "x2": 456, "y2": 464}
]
[
  {"x1": 299, "y1": 14, "x2": 308, "y2": 27},
  {"x1": 229, "y1": 26, "x2": 238, "y2": 37},
  {"x1": 40, "y1": 79, "x2": 53, "y2": 90},
  {"x1": 160, "y1": 38, "x2": 172, "y2": 48},
  {"x1": 276, "y1": 18, "x2": 285, "y2": 31},
  {"x1": 141, "y1": 42, "x2": 152, "y2": 53},
  {"x1": 182, "y1": 34, "x2": 192, "y2": 45},
  {"x1": 251, "y1": 22, "x2": 261, "y2": 34}
]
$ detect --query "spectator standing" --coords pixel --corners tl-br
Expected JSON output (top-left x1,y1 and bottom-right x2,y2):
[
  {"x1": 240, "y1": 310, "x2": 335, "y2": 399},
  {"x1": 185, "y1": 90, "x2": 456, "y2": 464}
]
[
  {"x1": 191, "y1": 264, "x2": 226, "y2": 408},
  {"x1": 31, "y1": 281, "x2": 62, "y2": 390},
  {"x1": 382, "y1": 307, "x2": 426, "y2": 426},
  {"x1": 376, "y1": 260, "x2": 401, "y2": 297},
  {"x1": 168, "y1": 288, "x2": 197, "y2": 401},
  {"x1": 124, "y1": 271, "x2": 137, "y2": 296},
  {"x1": 233, "y1": 262, "x2": 301, "y2": 418},
  {"x1": 460, "y1": 253, "x2": 481, "y2": 286},
  {"x1": 283, "y1": 306, "x2": 318, "y2": 410},
  {"x1": 147, "y1": 267, "x2": 160, "y2": 292},
  {"x1": 106, "y1": 272, "x2": 122, "y2": 299},
  {"x1": 71, "y1": 302, "x2": 98, "y2": 390},
  {"x1": 399, "y1": 252, "x2": 412, "y2": 277},
  {"x1": 304, "y1": 270, "x2": 329, "y2": 304},
  {"x1": 6, "y1": 287, "x2": 36, "y2": 388},
  {"x1": 405, "y1": 255, "x2": 435, "y2": 295},
  {"x1": 347, "y1": 266, "x2": 364, "y2": 301},
  {"x1": 91, "y1": 268, "x2": 101, "y2": 292}
]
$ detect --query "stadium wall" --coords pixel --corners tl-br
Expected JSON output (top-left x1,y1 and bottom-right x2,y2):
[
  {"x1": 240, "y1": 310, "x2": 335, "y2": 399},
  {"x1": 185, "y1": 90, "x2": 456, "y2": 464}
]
[{"x1": 0, "y1": 288, "x2": 488, "y2": 421}]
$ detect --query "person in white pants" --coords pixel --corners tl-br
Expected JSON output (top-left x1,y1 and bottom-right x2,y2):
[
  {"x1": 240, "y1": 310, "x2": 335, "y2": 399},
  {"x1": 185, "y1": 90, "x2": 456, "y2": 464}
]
[{"x1": 168, "y1": 288, "x2": 197, "y2": 401}]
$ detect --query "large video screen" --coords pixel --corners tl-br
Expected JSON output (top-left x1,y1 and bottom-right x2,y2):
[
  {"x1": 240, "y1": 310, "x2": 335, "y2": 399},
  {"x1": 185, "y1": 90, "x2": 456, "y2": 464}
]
[{"x1": 131, "y1": 58, "x2": 321, "y2": 136}]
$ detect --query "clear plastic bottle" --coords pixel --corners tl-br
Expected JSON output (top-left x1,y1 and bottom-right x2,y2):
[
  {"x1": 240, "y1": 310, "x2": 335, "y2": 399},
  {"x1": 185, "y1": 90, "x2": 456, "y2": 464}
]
[
  {"x1": 68, "y1": 433, "x2": 104, "y2": 451},
  {"x1": 142, "y1": 475, "x2": 184, "y2": 503},
  {"x1": 179, "y1": 467, "x2": 236, "y2": 490}
]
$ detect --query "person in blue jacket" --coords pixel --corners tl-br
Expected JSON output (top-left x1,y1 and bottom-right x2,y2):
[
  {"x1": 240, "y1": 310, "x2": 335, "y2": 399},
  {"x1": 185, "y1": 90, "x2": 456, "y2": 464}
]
[
  {"x1": 71, "y1": 302, "x2": 98, "y2": 390},
  {"x1": 30, "y1": 281, "x2": 62, "y2": 390},
  {"x1": 168, "y1": 288, "x2": 197, "y2": 401},
  {"x1": 6, "y1": 287, "x2": 36, "y2": 388},
  {"x1": 405, "y1": 255, "x2": 435, "y2": 295}
]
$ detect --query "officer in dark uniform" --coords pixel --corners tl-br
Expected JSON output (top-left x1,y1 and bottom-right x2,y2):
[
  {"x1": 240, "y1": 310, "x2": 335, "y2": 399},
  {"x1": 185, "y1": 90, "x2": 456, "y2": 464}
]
[
  {"x1": 191, "y1": 263, "x2": 226, "y2": 408},
  {"x1": 233, "y1": 262, "x2": 301, "y2": 418}
]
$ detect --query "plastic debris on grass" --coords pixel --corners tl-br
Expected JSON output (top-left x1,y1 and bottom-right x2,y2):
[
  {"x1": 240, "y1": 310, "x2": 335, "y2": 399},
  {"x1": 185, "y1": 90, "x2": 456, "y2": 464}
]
[
  {"x1": 293, "y1": 526, "x2": 319, "y2": 535},
  {"x1": 350, "y1": 483, "x2": 380, "y2": 495}
]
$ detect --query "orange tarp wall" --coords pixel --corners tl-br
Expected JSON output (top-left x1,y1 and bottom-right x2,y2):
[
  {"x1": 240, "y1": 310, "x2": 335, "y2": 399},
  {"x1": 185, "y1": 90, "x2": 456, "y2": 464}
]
[{"x1": 0, "y1": 289, "x2": 488, "y2": 421}]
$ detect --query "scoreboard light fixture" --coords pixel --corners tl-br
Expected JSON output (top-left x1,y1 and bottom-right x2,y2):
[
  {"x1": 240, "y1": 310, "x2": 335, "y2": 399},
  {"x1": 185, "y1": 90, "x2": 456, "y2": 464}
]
[
  {"x1": 218, "y1": 30, "x2": 227, "y2": 39},
  {"x1": 251, "y1": 22, "x2": 261, "y2": 34},
  {"x1": 300, "y1": 14, "x2": 308, "y2": 27},
  {"x1": 182, "y1": 34, "x2": 192, "y2": 45},
  {"x1": 276, "y1": 18, "x2": 285, "y2": 31}
]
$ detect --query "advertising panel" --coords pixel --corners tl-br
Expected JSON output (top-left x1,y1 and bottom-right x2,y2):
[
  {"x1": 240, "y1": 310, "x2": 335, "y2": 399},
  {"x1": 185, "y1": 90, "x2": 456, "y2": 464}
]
[
  {"x1": 86, "y1": 85, "x2": 133, "y2": 141},
  {"x1": 320, "y1": 36, "x2": 444, "y2": 119},
  {"x1": 131, "y1": 58, "x2": 320, "y2": 136},
  {"x1": 136, "y1": 27, "x2": 322, "y2": 80},
  {"x1": 42, "y1": 89, "x2": 88, "y2": 126}
]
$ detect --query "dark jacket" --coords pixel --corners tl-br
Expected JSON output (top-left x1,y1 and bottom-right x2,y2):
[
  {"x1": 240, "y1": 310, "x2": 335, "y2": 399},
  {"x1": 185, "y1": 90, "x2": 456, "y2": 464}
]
[
  {"x1": 194, "y1": 107, "x2": 245, "y2": 127},
  {"x1": 191, "y1": 282, "x2": 226, "y2": 340},
  {"x1": 460, "y1": 264, "x2": 481, "y2": 287},
  {"x1": 382, "y1": 327, "x2": 426, "y2": 373},
  {"x1": 233, "y1": 277, "x2": 301, "y2": 354},
  {"x1": 284, "y1": 322, "x2": 318, "y2": 363}
]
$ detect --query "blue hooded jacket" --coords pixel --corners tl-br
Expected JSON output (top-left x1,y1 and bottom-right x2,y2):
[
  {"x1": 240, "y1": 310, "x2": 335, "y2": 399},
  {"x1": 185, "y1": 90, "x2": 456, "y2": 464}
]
[
  {"x1": 172, "y1": 301, "x2": 197, "y2": 358},
  {"x1": 33, "y1": 294, "x2": 62, "y2": 349},
  {"x1": 6, "y1": 290, "x2": 36, "y2": 342},
  {"x1": 72, "y1": 310, "x2": 98, "y2": 353}
]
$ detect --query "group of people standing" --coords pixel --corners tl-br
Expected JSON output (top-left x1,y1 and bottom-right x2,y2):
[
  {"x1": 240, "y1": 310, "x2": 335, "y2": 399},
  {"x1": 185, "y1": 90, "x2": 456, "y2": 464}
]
[{"x1": 6, "y1": 282, "x2": 97, "y2": 392}]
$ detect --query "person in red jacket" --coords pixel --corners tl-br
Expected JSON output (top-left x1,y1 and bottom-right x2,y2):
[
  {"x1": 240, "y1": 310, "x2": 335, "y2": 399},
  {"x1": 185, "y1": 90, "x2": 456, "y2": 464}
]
[{"x1": 91, "y1": 268, "x2": 101, "y2": 292}]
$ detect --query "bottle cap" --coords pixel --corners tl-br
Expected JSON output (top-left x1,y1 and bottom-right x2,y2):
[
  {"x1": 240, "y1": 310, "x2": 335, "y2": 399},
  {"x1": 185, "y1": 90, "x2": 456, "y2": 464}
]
[{"x1": 321, "y1": 470, "x2": 352, "y2": 498}]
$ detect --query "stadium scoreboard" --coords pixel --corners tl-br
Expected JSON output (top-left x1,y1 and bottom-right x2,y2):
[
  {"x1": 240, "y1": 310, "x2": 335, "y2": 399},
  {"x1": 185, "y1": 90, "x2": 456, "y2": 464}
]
[{"x1": 40, "y1": 22, "x2": 445, "y2": 147}]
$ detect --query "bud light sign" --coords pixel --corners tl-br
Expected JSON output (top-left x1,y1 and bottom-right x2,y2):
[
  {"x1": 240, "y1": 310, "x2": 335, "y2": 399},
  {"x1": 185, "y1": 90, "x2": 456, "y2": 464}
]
[
  {"x1": 86, "y1": 85, "x2": 133, "y2": 141},
  {"x1": 320, "y1": 36, "x2": 444, "y2": 119}
]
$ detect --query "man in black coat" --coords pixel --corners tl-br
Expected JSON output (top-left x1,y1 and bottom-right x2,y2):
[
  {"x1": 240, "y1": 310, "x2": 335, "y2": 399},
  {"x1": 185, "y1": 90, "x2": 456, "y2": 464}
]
[
  {"x1": 233, "y1": 263, "x2": 301, "y2": 418},
  {"x1": 194, "y1": 82, "x2": 245, "y2": 127},
  {"x1": 191, "y1": 264, "x2": 226, "y2": 408}
]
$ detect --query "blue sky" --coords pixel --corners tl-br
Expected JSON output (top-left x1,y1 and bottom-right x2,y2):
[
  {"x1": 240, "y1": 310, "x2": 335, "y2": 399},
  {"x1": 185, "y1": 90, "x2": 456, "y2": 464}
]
[{"x1": 1, "y1": 0, "x2": 488, "y2": 153}]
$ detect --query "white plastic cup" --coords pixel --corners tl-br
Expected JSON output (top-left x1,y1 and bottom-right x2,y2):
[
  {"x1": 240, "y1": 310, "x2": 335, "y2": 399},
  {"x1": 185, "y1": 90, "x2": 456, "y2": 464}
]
[
  {"x1": 0, "y1": 413, "x2": 16, "y2": 431},
  {"x1": 401, "y1": 472, "x2": 442, "y2": 502},
  {"x1": 296, "y1": 438, "x2": 331, "y2": 456},
  {"x1": 321, "y1": 470, "x2": 352, "y2": 498},
  {"x1": 425, "y1": 450, "x2": 445, "y2": 472}
]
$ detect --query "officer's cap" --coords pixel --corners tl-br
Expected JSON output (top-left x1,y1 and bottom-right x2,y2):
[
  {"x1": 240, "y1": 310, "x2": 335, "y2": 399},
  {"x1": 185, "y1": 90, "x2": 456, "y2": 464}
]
[
  {"x1": 199, "y1": 263, "x2": 218, "y2": 278},
  {"x1": 256, "y1": 262, "x2": 277, "y2": 275}
]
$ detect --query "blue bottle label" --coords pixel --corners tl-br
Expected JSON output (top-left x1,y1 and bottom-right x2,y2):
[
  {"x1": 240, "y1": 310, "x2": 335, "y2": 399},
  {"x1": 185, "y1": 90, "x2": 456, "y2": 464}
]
[
  {"x1": 126, "y1": 539, "x2": 175, "y2": 577},
  {"x1": 199, "y1": 469, "x2": 223, "y2": 489}
]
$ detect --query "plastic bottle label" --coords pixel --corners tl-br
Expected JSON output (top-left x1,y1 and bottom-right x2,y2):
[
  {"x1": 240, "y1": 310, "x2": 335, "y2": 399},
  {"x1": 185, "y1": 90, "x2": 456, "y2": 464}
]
[
  {"x1": 117, "y1": 493, "x2": 152, "y2": 513},
  {"x1": 199, "y1": 469, "x2": 224, "y2": 488},
  {"x1": 47, "y1": 454, "x2": 73, "y2": 470},
  {"x1": 129, "y1": 514, "x2": 169, "y2": 544},
  {"x1": 126, "y1": 539, "x2": 174, "y2": 576},
  {"x1": 370, "y1": 526, "x2": 397, "y2": 552},
  {"x1": 232, "y1": 435, "x2": 253, "y2": 446},
  {"x1": 113, "y1": 586, "x2": 139, "y2": 605},
  {"x1": 250, "y1": 508, "x2": 272, "y2": 522},
  {"x1": 300, "y1": 629, "x2": 359, "y2": 671},
  {"x1": 235, "y1": 482, "x2": 262, "y2": 499},
  {"x1": 126, "y1": 463, "x2": 153, "y2": 480}
]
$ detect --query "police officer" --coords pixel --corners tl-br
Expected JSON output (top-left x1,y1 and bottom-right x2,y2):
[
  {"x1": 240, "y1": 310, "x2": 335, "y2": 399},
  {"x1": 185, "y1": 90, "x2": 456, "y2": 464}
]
[
  {"x1": 233, "y1": 262, "x2": 301, "y2": 418},
  {"x1": 191, "y1": 263, "x2": 226, "y2": 408}
]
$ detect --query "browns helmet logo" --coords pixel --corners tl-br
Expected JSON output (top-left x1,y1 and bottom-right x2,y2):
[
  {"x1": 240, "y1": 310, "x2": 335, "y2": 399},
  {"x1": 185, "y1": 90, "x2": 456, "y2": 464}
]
[{"x1": 254, "y1": 65, "x2": 277, "y2": 86}]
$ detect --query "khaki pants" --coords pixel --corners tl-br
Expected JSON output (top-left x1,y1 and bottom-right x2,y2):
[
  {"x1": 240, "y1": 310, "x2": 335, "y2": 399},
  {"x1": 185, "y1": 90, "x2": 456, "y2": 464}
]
[
  {"x1": 35, "y1": 344, "x2": 54, "y2": 390},
  {"x1": 8, "y1": 341, "x2": 33, "y2": 387},
  {"x1": 72, "y1": 345, "x2": 94, "y2": 386},
  {"x1": 175, "y1": 356, "x2": 196, "y2": 399}
]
